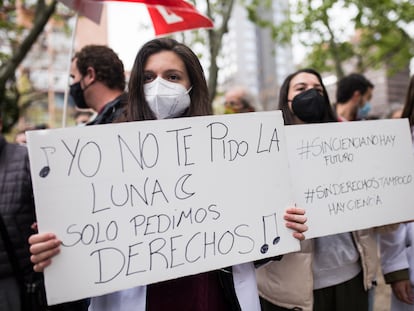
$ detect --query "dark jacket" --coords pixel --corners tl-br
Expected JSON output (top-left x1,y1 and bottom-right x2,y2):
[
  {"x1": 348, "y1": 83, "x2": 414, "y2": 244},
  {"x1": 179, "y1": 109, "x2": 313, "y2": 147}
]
[
  {"x1": 0, "y1": 135, "x2": 36, "y2": 280},
  {"x1": 87, "y1": 93, "x2": 127, "y2": 126}
]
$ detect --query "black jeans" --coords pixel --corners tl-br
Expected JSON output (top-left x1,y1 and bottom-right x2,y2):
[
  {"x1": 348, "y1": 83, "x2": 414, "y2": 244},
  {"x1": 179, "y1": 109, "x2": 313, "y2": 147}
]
[
  {"x1": 259, "y1": 272, "x2": 368, "y2": 311},
  {"x1": 313, "y1": 272, "x2": 368, "y2": 311}
]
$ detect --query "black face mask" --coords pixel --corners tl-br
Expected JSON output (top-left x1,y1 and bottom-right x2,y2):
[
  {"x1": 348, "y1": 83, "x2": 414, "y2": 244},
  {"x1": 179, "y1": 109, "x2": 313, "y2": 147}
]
[
  {"x1": 291, "y1": 88, "x2": 326, "y2": 123},
  {"x1": 69, "y1": 82, "x2": 88, "y2": 109}
]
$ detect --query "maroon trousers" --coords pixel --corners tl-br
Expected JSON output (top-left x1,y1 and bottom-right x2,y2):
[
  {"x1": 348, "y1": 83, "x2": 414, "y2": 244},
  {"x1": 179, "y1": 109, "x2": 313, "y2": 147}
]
[{"x1": 146, "y1": 271, "x2": 231, "y2": 311}]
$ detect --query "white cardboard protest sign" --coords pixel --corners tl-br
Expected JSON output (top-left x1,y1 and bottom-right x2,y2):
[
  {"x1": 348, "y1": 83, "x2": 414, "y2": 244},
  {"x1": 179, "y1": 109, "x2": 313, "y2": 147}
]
[
  {"x1": 27, "y1": 111, "x2": 298, "y2": 305},
  {"x1": 285, "y1": 119, "x2": 414, "y2": 239}
]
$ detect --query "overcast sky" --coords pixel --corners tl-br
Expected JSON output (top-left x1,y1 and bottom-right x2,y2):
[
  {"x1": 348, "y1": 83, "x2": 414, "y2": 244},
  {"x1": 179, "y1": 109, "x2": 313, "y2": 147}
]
[{"x1": 107, "y1": 3, "x2": 154, "y2": 70}]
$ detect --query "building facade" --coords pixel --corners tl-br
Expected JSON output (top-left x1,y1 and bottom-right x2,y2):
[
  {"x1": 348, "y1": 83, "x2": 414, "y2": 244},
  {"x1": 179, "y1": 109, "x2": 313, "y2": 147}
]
[{"x1": 219, "y1": 1, "x2": 294, "y2": 111}]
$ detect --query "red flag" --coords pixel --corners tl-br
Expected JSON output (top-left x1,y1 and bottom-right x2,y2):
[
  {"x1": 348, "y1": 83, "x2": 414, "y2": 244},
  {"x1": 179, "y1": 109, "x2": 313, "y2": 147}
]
[
  {"x1": 109, "y1": 0, "x2": 214, "y2": 35},
  {"x1": 60, "y1": 0, "x2": 214, "y2": 35},
  {"x1": 146, "y1": 1, "x2": 214, "y2": 35}
]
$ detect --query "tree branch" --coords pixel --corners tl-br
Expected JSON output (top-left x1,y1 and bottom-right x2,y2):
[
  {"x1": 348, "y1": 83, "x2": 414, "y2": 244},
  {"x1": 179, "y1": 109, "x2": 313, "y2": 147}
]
[{"x1": 0, "y1": 0, "x2": 57, "y2": 87}]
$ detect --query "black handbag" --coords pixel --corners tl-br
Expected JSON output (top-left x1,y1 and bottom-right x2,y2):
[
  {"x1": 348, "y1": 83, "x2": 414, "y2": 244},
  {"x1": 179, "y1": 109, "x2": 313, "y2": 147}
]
[{"x1": 0, "y1": 215, "x2": 48, "y2": 311}]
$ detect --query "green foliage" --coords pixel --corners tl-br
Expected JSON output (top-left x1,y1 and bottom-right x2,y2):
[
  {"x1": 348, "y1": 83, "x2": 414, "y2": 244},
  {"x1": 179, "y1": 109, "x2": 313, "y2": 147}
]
[
  {"x1": 293, "y1": 0, "x2": 413, "y2": 77},
  {"x1": 350, "y1": 0, "x2": 414, "y2": 75},
  {"x1": 245, "y1": 0, "x2": 413, "y2": 78},
  {"x1": 0, "y1": 0, "x2": 59, "y2": 133},
  {"x1": 305, "y1": 41, "x2": 354, "y2": 73}
]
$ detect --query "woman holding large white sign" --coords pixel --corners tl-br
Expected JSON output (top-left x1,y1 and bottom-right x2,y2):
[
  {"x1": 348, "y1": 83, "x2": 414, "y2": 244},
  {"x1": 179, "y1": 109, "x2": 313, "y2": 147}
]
[
  {"x1": 29, "y1": 38, "x2": 308, "y2": 311},
  {"x1": 256, "y1": 68, "x2": 378, "y2": 311}
]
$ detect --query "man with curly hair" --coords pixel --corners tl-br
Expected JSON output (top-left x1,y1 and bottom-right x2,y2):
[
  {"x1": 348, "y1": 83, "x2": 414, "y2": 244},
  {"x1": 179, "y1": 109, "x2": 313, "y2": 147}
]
[{"x1": 69, "y1": 45, "x2": 127, "y2": 125}]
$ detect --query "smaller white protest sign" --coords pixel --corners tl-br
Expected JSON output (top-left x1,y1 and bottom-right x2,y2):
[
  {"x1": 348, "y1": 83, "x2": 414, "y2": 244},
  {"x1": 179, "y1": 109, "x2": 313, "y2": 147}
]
[
  {"x1": 286, "y1": 119, "x2": 414, "y2": 239},
  {"x1": 27, "y1": 111, "x2": 298, "y2": 305}
]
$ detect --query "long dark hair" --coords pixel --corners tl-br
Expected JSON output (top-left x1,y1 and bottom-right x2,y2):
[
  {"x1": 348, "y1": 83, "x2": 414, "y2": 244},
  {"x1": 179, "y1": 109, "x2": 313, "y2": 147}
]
[
  {"x1": 278, "y1": 68, "x2": 336, "y2": 125},
  {"x1": 401, "y1": 75, "x2": 414, "y2": 127},
  {"x1": 126, "y1": 38, "x2": 212, "y2": 121}
]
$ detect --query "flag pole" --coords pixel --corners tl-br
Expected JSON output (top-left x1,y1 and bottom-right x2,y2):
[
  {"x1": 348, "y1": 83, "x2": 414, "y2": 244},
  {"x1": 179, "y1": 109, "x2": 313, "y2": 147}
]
[{"x1": 61, "y1": 13, "x2": 78, "y2": 128}]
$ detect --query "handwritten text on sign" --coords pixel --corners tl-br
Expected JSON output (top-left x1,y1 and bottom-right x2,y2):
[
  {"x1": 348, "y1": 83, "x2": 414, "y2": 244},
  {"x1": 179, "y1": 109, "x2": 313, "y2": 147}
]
[
  {"x1": 27, "y1": 111, "x2": 298, "y2": 305},
  {"x1": 285, "y1": 119, "x2": 414, "y2": 239}
]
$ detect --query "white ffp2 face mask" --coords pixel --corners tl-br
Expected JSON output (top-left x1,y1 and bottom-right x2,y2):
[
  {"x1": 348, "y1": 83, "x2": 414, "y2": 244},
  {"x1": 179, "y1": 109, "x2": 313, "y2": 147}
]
[{"x1": 144, "y1": 77, "x2": 191, "y2": 119}]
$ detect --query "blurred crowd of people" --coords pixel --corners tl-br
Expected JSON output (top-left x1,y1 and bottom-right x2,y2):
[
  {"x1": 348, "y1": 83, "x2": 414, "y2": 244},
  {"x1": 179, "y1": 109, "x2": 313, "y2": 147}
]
[{"x1": 1, "y1": 38, "x2": 414, "y2": 311}]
